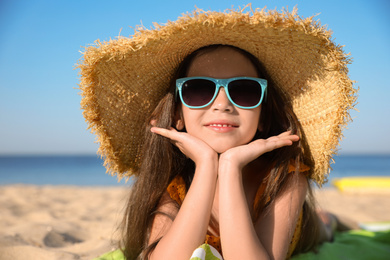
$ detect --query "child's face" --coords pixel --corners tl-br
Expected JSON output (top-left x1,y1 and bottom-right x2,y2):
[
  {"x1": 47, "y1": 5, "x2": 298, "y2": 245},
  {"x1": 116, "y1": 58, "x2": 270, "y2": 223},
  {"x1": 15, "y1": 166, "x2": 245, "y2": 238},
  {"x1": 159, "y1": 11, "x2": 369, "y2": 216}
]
[{"x1": 179, "y1": 47, "x2": 262, "y2": 153}]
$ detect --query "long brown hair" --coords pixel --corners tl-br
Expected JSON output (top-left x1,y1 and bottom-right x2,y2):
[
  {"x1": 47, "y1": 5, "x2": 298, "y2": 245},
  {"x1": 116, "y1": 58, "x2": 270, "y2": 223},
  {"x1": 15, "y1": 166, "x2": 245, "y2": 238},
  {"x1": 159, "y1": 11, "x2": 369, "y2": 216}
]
[{"x1": 120, "y1": 45, "x2": 320, "y2": 259}]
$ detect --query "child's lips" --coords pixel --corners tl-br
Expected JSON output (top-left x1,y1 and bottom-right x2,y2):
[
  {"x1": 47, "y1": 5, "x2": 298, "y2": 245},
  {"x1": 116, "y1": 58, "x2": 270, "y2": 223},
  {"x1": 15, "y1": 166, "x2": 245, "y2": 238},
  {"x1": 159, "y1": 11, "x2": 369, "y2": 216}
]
[{"x1": 205, "y1": 122, "x2": 238, "y2": 132}]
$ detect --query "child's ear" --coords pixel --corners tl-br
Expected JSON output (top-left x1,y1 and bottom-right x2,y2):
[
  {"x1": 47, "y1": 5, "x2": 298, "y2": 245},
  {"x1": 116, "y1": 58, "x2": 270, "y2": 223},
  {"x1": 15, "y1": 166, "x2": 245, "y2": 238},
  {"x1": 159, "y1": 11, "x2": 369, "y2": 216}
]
[
  {"x1": 176, "y1": 119, "x2": 185, "y2": 130},
  {"x1": 174, "y1": 108, "x2": 185, "y2": 130}
]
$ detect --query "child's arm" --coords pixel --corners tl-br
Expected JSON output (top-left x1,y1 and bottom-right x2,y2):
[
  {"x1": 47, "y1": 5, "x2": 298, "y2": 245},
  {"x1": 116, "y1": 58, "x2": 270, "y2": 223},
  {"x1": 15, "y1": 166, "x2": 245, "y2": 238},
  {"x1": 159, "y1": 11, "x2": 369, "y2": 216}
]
[
  {"x1": 255, "y1": 173, "x2": 308, "y2": 259},
  {"x1": 218, "y1": 131, "x2": 304, "y2": 260},
  {"x1": 148, "y1": 127, "x2": 219, "y2": 260}
]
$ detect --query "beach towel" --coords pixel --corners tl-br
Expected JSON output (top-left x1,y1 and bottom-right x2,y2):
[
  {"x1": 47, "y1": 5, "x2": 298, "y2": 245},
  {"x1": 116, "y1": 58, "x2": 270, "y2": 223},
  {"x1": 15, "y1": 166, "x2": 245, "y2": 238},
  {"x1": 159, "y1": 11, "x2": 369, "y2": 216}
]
[
  {"x1": 94, "y1": 244, "x2": 223, "y2": 260},
  {"x1": 190, "y1": 244, "x2": 223, "y2": 260},
  {"x1": 291, "y1": 229, "x2": 390, "y2": 260},
  {"x1": 94, "y1": 230, "x2": 390, "y2": 260}
]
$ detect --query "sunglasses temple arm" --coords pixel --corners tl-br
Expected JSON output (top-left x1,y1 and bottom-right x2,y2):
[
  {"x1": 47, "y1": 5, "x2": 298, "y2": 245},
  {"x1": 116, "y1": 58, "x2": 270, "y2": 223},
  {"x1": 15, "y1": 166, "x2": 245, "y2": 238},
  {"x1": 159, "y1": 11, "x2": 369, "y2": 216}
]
[{"x1": 174, "y1": 86, "x2": 180, "y2": 102}]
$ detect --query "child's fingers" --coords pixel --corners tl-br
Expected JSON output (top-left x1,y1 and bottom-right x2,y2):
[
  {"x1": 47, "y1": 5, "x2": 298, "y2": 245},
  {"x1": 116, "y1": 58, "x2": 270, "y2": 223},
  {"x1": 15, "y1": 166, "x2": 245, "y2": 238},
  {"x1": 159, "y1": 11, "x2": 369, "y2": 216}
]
[
  {"x1": 151, "y1": 126, "x2": 216, "y2": 163},
  {"x1": 150, "y1": 126, "x2": 190, "y2": 149},
  {"x1": 266, "y1": 134, "x2": 299, "y2": 144},
  {"x1": 278, "y1": 130, "x2": 292, "y2": 136},
  {"x1": 277, "y1": 130, "x2": 299, "y2": 140},
  {"x1": 150, "y1": 126, "x2": 178, "y2": 140},
  {"x1": 222, "y1": 131, "x2": 300, "y2": 168},
  {"x1": 250, "y1": 133, "x2": 298, "y2": 153},
  {"x1": 262, "y1": 140, "x2": 290, "y2": 153}
]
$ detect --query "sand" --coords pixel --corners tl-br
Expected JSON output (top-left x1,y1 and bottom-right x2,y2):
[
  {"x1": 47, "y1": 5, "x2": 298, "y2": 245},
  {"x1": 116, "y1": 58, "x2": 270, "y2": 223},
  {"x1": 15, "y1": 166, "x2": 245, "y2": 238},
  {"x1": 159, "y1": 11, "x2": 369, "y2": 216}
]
[
  {"x1": 0, "y1": 185, "x2": 389, "y2": 260},
  {"x1": 0, "y1": 185, "x2": 128, "y2": 260}
]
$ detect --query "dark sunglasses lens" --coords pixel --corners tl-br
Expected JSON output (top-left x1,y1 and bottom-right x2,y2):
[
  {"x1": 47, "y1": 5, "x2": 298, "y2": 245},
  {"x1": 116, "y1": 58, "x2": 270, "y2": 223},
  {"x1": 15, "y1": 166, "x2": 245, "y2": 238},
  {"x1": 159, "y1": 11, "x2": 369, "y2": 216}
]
[
  {"x1": 182, "y1": 79, "x2": 216, "y2": 107},
  {"x1": 228, "y1": 79, "x2": 262, "y2": 107}
]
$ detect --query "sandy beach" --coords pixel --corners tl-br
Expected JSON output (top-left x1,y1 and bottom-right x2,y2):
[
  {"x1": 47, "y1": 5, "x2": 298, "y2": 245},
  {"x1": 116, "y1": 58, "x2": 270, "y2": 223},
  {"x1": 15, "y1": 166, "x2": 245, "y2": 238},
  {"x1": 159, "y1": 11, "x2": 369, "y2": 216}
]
[{"x1": 0, "y1": 185, "x2": 389, "y2": 260}]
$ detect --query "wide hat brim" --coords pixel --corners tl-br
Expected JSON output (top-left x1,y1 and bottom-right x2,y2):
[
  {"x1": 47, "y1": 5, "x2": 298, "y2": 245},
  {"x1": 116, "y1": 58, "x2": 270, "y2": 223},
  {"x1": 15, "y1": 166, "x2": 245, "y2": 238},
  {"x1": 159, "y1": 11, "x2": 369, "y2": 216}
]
[{"x1": 77, "y1": 7, "x2": 357, "y2": 185}]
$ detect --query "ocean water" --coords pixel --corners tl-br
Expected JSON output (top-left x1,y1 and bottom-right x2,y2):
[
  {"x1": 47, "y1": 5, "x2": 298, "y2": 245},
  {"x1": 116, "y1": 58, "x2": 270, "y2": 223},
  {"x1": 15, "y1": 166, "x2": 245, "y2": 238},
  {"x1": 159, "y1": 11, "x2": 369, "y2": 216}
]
[
  {"x1": 0, "y1": 155, "x2": 389, "y2": 186},
  {"x1": 0, "y1": 155, "x2": 130, "y2": 186}
]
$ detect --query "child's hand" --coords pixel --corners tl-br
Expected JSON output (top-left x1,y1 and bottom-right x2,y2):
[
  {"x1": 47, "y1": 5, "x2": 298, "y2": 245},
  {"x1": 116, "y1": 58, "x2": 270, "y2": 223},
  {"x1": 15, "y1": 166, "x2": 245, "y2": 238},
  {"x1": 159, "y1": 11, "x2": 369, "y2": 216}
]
[
  {"x1": 150, "y1": 126, "x2": 218, "y2": 165},
  {"x1": 219, "y1": 131, "x2": 299, "y2": 170}
]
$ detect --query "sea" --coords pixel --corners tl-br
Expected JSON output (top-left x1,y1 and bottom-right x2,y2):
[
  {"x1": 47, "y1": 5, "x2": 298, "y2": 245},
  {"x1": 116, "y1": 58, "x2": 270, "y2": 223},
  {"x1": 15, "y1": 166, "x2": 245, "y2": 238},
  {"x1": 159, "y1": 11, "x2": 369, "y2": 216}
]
[{"x1": 0, "y1": 154, "x2": 389, "y2": 187}]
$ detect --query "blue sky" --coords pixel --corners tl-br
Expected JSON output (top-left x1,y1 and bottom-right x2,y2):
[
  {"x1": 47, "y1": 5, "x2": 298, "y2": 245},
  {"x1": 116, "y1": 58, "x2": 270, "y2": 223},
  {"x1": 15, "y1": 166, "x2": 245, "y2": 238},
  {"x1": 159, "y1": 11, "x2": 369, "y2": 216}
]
[{"x1": 0, "y1": 0, "x2": 389, "y2": 155}]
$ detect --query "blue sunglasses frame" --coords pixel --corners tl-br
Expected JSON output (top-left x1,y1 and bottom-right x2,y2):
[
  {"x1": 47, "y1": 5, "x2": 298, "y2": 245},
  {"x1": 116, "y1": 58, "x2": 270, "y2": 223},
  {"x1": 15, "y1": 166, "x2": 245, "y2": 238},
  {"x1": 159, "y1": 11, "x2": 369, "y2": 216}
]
[{"x1": 175, "y1": 76, "x2": 267, "y2": 109}]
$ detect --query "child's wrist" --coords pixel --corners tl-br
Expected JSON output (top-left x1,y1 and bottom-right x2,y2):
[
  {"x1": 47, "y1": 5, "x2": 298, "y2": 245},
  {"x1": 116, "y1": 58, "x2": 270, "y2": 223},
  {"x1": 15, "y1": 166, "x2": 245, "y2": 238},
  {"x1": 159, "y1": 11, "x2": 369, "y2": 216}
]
[
  {"x1": 194, "y1": 151, "x2": 218, "y2": 167},
  {"x1": 219, "y1": 151, "x2": 244, "y2": 170}
]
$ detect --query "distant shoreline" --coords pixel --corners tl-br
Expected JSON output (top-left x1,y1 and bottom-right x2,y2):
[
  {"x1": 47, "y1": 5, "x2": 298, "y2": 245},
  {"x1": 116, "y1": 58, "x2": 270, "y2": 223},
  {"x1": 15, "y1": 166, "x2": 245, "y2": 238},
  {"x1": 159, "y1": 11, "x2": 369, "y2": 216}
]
[{"x1": 1, "y1": 154, "x2": 389, "y2": 187}]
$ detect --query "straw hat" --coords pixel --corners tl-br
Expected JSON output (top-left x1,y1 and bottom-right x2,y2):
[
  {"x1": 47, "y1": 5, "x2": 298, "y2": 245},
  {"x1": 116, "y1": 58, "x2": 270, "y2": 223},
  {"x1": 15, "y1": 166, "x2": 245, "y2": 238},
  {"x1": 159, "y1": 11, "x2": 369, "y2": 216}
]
[{"x1": 77, "y1": 6, "x2": 357, "y2": 185}]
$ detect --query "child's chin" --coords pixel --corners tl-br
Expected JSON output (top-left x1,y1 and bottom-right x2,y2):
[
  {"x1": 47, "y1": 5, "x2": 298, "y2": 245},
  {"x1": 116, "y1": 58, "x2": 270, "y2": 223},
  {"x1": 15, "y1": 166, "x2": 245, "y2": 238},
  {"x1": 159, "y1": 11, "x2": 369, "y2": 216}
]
[
  {"x1": 212, "y1": 145, "x2": 234, "y2": 154},
  {"x1": 211, "y1": 141, "x2": 250, "y2": 154}
]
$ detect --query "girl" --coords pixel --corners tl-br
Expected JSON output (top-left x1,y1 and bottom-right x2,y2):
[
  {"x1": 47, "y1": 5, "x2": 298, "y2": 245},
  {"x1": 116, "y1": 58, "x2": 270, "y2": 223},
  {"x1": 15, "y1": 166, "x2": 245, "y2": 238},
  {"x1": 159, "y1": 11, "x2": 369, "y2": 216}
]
[
  {"x1": 78, "y1": 6, "x2": 356, "y2": 260},
  {"x1": 145, "y1": 44, "x2": 316, "y2": 260}
]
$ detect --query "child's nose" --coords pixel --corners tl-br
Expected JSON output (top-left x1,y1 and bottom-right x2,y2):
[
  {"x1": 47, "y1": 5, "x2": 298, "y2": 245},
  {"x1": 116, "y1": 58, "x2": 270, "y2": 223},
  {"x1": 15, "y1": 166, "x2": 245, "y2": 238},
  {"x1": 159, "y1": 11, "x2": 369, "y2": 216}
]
[{"x1": 211, "y1": 88, "x2": 234, "y2": 112}]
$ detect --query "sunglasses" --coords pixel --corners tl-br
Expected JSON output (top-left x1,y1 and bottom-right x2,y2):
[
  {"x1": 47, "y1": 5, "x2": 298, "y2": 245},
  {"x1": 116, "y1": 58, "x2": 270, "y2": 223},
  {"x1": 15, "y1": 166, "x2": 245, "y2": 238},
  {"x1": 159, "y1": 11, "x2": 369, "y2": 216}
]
[{"x1": 175, "y1": 77, "x2": 267, "y2": 109}]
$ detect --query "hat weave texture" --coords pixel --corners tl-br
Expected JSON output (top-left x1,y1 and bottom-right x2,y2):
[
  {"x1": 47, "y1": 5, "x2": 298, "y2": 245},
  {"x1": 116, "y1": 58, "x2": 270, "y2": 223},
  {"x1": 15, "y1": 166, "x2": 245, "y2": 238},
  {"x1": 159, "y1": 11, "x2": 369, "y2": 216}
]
[{"x1": 77, "y1": 6, "x2": 357, "y2": 185}]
